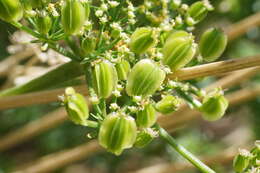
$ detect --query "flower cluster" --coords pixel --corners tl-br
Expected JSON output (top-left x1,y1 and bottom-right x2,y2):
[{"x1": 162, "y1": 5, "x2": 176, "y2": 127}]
[{"x1": 0, "y1": 0, "x2": 229, "y2": 156}]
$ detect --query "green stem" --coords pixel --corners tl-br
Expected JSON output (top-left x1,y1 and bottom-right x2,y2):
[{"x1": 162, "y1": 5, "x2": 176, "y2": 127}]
[
  {"x1": 11, "y1": 22, "x2": 80, "y2": 62},
  {"x1": 158, "y1": 126, "x2": 216, "y2": 173},
  {"x1": 175, "y1": 88, "x2": 202, "y2": 109},
  {"x1": 0, "y1": 62, "x2": 84, "y2": 97},
  {"x1": 84, "y1": 120, "x2": 99, "y2": 128}
]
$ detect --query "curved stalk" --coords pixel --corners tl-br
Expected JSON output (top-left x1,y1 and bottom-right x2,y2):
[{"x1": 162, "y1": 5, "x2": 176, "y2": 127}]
[
  {"x1": 158, "y1": 126, "x2": 216, "y2": 173},
  {"x1": 0, "y1": 62, "x2": 83, "y2": 97}
]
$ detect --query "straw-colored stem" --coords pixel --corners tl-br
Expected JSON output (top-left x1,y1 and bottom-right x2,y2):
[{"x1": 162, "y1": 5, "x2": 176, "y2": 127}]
[
  {"x1": 169, "y1": 55, "x2": 260, "y2": 80},
  {"x1": 13, "y1": 140, "x2": 102, "y2": 173},
  {"x1": 0, "y1": 66, "x2": 258, "y2": 152},
  {"x1": 225, "y1": 12, "x2": 260, "y2": 41},
  {"x1": 1, "y1": 56, "x2": 259, "y2": 110}
]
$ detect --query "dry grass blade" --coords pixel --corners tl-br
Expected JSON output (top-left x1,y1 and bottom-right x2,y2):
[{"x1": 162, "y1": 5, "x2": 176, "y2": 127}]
[{"x1": 0, "y1": 49, "x2": 34, "y2": 77}]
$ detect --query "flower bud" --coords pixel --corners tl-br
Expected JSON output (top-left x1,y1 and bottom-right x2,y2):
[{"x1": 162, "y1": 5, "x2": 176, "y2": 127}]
[
  {"x1": 80, "y1": 37, "x2": 96, "y2": 56},
  {"x1": 129, "y1": 27, "x2": 156, "y2": 54},
  {"x1": 115, "y1": 59, "x2": 131, "y2": 81},
  {"x1": 199, "y1": 28, "x2": 227, "y2": 62},
  {"x1": 92, "y1": 60, "x2": 118, "y2": 98},
  {"x1": 0, "y1": 0, "x2": 23, "y2": 22},
  {"x1": 61, "y1": 0, "x2": 85, "y2": 35},
  {"x1": 155, "y1": 95, "x2": 180, "y2": 114},
  {"x1": 98, "y1": 113, "x2": 137, "y2": 155},
  {"x1": 187, "y1": 1, "x2": 208, "y2": 24},
  {"x1": 134, "y1": 128, "x2": 157, "y2": 148},
  {"x1": 136, "y1": 104, "x2": 157, "y2": 128},
  {"x1": 36, "y1": 13, "x2": 52, "y2": 34},
  {"x1": 126, "y1": 59, "x2": 166, "y2": 97},
  {"x1": 233, "y1": 149, "x2": 252, "y2": 172},
  {"x1": 63, "y1": 87, "x2": 89, "y2": 126},
  {"x1": 199, "y1": 90, "x2": 228, "y2": 121},
  {"x1": 162, "y1": 36, "x2": 196, "y2": 71}
]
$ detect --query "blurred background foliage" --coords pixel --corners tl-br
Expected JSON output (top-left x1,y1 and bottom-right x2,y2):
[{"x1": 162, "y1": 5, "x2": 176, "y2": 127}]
[{"x1": 0, "y1": 0, "x2": 260, "y2": 173}]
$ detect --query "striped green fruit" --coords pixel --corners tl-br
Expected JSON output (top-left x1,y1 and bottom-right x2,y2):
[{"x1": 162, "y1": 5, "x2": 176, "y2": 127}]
[
  {"x1": 0, "y1": 0, "x2": 23, "y2": 22},
  {"x1": 115, "y1": 59, "x2": 131, "y2": 81},
  {"x1": 155, "y1": 95, "x2": 180, "y2": 114},
  {"x1": 136, "y1": 104, "x2": 157, "y2": 128},
  {"x1": 199, "y1": 92, "x2": 228, "y2": 121},
  {"x1": 98, "y1": 113, "x2": 137, "y2": 155},
  {"x1": 233, "y1": 149, "x2": 252, "y2": 172},
  {"x1": 80, "y1": 37, "x2": 96, "y2": 56},
  {"x1": 36, "y1": 14, "x2": 52, "y2": 34},
  {"x1": 165, "y1": 30, "x2": 191, "y2": 43},
  {"x1": 61, "y1": 0, "x2": 86, "y2": 35},
  {"x1": 64, "y1": 87, "x2": 89, "y2": 126},
  {"x1": 92, "y1": 60, "x2": 118, "y2": 98},
  {"x1": 134, "y1": 128, "x2": 157, "y2": 148},
  {"x1": 129, "y1": 27, "x2": 156, "y2": 54},
  {"x1": 188, "y1": 1, "x2": 208, "y2": 24},
  {"x1": 162, "y1": 36, "x2": 196, "y2": 71},
  {"x1": 199, "y1": 28, "x2": 227, "y2": 62},
  {"x1": 126, "y1": 59, "x2": 166, "y2": 97}
]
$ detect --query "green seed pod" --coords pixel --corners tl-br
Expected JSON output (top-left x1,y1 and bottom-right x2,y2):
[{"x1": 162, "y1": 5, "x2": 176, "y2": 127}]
[
  {"x1": 29, "y1": 0, "x2": 50, "y2": 8},
  {"x1": 82, "y1": 2, "x2": 90, "y2": 20},
  {"x1": 126, "y1": 59, "x2": 166, "y2": 97},
  {"x1": 199, "y1": 28, "x2": 228, "y2": 62},
  {"x1": 155, "y1": 95, "x2": 180, "y2": 114},
  {"x1": 98, "y1": 113, "x2": 137, "y2": 155},
  {"x1": 129, "y1": 27, "x2": 157, "y2": 54},
  {"x1": 136, "y1": 104, "x2": 157, "y2": 128},
  {"x1": 61, "y1": 0, "x2": 86, "y2": 35},
  {"x1": 92, "y1": 60, "x2": 118, "y2": 98},
  {"x1": 63, "y1": 87, "x2": 89, "y2": 126},
  {"x1": 162, "y1": 37, "x2": 196, "y2": 71},
  {"x1": 80, "y1": 37, "x2": 96, "y2": 55},
  {"x1": 187, "y1": 1, "x2": 208, "y2": 24},
  {"x1": 134, "y1": 128, "x2": 157, "y2": 148},
  {"x1": 233, "y1": 149, "x2": 252, "y2": 172},
  {"x1": 165, "y1": 30, "x2": 191, "y2": 44},
  {"x1": 115, "y1": 59, "x2": 131, "y2": 81},
  {"x1": 0, "y1": 0, "x2": 23, "y2": 22},
  {"x1": 36, "y1": 13, "x2": 52, "y2": 34},
  {"x1": 199, "y1": 90, "x2": 228, "y2": 121}
]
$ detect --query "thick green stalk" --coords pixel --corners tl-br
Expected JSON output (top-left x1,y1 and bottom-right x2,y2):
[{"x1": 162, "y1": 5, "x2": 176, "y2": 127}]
[
  {"x1": 0, "y1": 62, "x2": 84, "y2": 97},
  {"x1": 158, "y1": 126, "x2": 216, "y2": 173}
]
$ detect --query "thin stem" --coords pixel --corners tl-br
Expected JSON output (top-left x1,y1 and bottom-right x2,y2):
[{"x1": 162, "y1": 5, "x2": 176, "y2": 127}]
[
  {"x1": 158, "y1": 126, "x2": 216, "y2": 173},
  {"x1": 84, "y1": 120, "x2": 99, "y2": 128},
  {"x1": 175, "y1": 88, "x2": 202, "y2": 109},
  {"x1": 11, "y1": 22, "x2": 80, "y2": 62}
]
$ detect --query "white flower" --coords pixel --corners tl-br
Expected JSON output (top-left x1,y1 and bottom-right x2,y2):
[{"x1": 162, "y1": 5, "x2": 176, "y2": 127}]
[
  {"x1": 95, "y1": 10, "x2": 103, "y2": 17},
  {"x1": 112, "y1": 90, "x2": 121, "y2": 97},
  {"x1": 129, "y1": 19, "x2": 136, "y2": 25},
  {"x1": 181, "y1": 4, "x2": 189, "y2": 11},
  {"x1": 111, "y1": 22, "x2": 122, "y2": 31},
  {"x1": 127, "y1": 3, "x2": 135, "y2": 11},
  {"x1": 100, "y1": 16, "x2": 108, "y2": 23},
  {"x1": 108, "y1": 1, "x2": 119, "y2": 8},
  {"x1": 128, "y1": 11, "x2": 135, "y2": 18},
  {"x1": 101, "y1": 3, "x2": 108, "y2": 11},
  {"x1": 110, "y1": 103, "x2": 120, "y2": 110}
]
